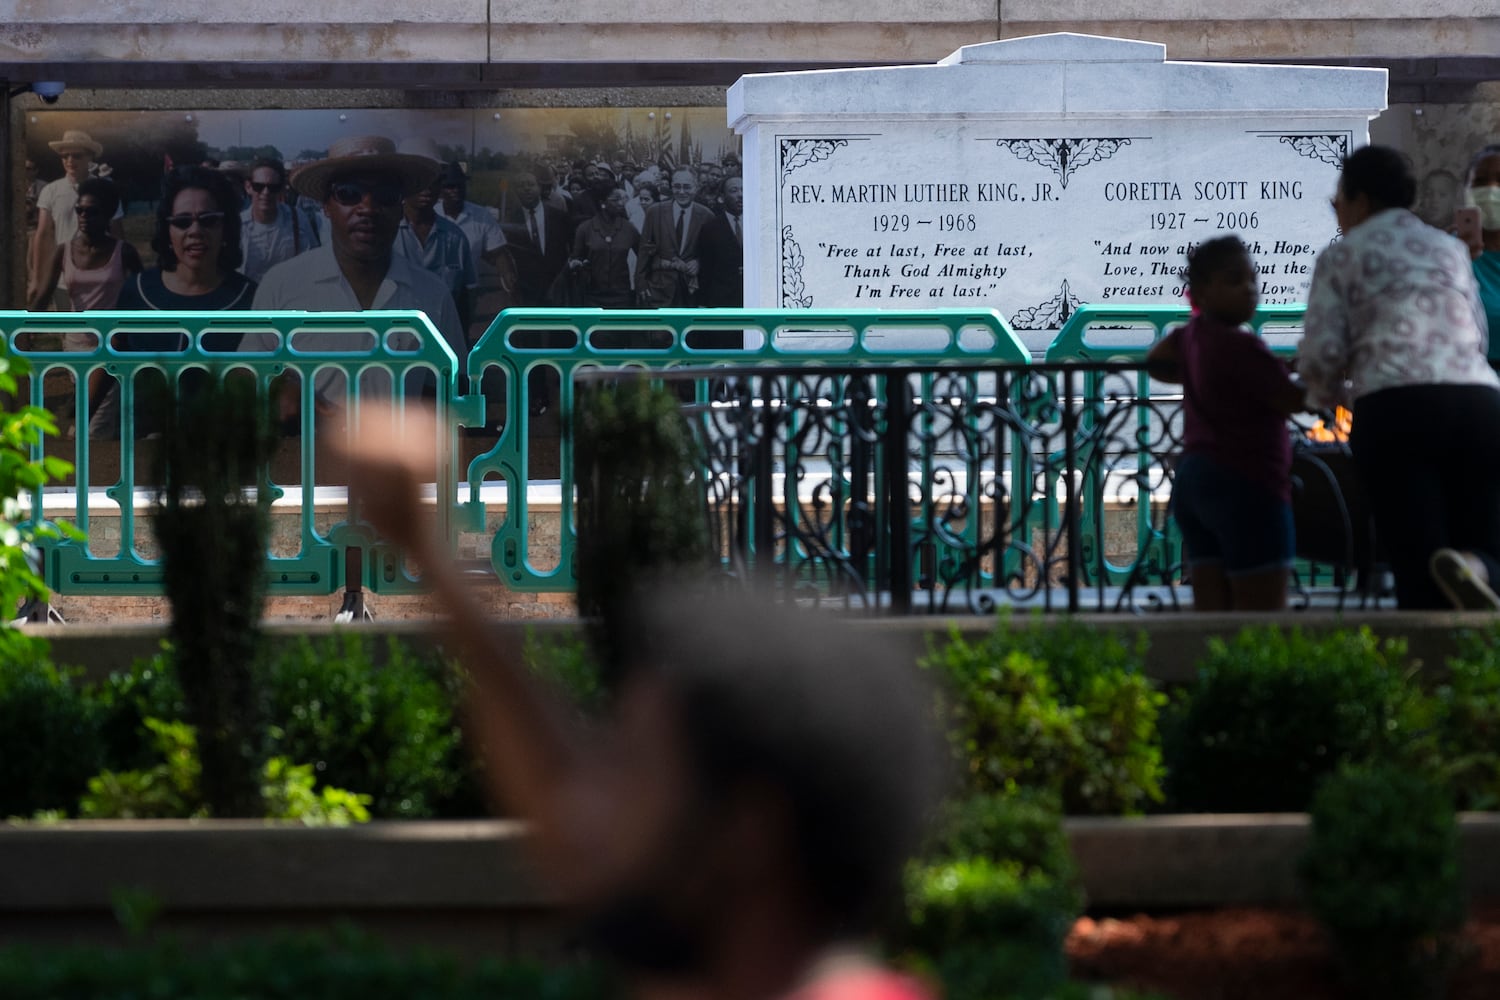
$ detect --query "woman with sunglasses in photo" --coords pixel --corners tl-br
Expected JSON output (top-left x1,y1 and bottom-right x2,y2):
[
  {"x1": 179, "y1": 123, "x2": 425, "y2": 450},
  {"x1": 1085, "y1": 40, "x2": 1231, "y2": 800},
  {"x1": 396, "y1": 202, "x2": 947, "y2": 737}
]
[
  {"x1": 27, "y1": 176, "x2": 142, "y2": 312},
  {"x1": 117, "y1": 165, "x2": 255, "y2": 311},
  {"x1": 90, "y1": 167, "x2": 256, "y2": 439}
]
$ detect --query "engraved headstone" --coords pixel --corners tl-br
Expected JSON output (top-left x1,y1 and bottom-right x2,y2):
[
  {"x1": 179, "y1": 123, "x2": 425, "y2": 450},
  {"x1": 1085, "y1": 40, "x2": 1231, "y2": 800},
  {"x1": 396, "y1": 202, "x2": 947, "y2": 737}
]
[{"x1": 727, "y1": 33, "x2": 1388, "y2": 353}]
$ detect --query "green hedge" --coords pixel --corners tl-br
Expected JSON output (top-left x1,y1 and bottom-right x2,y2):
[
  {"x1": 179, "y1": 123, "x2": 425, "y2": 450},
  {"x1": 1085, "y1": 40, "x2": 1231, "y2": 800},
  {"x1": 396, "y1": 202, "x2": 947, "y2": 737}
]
[
  {"x1": 18, "y1": 619, "x2": 1500, "y2": 822},
  {"x1": 922, "y1": 616, "x2": 1165, "y2": 815},
  {"x1": 1301, "y1": 763, "x2": 1464, "y2": 999},
  {"x1": 0, "y1": 632, "x2": 101, "y2": 818},
  {"x1": 0, "y1": 930, "x2": 616, "y2": 1000},
  {"x1": 1164, "y1": 626, "x2": 1416, "y2": 812},
  {"x1": 0, "y1": 631, "x2": 481, "y2": 822}
]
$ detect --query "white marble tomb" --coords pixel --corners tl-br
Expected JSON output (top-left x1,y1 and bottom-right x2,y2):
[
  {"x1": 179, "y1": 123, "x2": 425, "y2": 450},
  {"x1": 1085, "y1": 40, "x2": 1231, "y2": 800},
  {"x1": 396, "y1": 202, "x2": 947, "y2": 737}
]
[{"x1": 726, "y1": 33, "x2": 1389, "y2": 354}]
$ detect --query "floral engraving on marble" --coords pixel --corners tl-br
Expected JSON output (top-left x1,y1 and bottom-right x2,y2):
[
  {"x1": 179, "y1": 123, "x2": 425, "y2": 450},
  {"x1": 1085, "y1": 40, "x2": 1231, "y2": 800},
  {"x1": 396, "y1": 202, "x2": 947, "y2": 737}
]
[
  {"x1": 1270, "y1": 133, "x2": 1351, "y2": 166},
  {"x1": 781, "y1": 226, "x2": 812, "y2": 308},
  {"x1": 992, "y1": 138, "x2": 1133, "y2": 189},
  {"x1": 778, "y1": 138, "x2": 850, "y2": 184},
  {"x1": 1010, "y1": 279, "x2": 1083, "y2": 331}
]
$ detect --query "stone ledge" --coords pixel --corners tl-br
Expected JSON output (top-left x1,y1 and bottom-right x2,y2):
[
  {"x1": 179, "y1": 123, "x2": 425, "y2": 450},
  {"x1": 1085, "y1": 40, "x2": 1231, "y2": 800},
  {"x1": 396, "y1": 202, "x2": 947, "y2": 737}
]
[
  {"x1": 0, "y1": 820, "x2": 548, "y2": 910},
  {"x1": 4, "y1": 814, "x2": 1499, "y2": 924},
  {"x1": 1073, "y1": 813, "x2": 1500, "y2": 908}
]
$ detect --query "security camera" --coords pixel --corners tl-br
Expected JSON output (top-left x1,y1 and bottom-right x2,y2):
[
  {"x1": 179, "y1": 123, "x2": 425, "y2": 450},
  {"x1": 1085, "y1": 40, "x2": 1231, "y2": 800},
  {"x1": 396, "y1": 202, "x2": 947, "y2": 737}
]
[{"x1": 31, "y1": 82, "x2": 65, "y2": 105}]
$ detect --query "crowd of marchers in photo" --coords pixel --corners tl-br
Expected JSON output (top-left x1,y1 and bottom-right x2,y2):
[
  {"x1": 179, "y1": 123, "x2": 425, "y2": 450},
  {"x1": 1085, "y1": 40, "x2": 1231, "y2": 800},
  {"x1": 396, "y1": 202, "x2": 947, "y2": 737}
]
[
  {"x1": 19, "y1": 129, "x2": 747, "y2": 432},
  {"x1": 22, "y1": 129, "x2": 747, "y2": 354}
]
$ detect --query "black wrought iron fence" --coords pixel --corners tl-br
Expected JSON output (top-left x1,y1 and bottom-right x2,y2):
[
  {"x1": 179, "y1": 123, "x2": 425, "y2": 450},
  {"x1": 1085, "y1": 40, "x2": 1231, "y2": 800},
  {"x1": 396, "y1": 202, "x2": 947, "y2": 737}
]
[{"x1": 578, "y1": 362, "x2": 1385, "y2": 614}]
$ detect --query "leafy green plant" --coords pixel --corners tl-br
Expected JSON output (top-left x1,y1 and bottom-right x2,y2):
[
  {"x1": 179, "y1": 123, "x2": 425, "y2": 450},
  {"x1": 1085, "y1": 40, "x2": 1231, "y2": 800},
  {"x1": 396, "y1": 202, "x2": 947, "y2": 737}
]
[
  {"x1": 898, "y1": 791, "x2": 1083, "y2": 1000},
  {"x1": 260, "y1": 758, "x2": 373, "y2": 826},
  {"x1": 903, "y1": 858, "x2": 1078, "y2": 1000},
  {"x1": 90, "y1": 646, "x2": 188, "y2": 773},
  {"x1": 0, "y1": 342, "x2": 84, "y2": 618},
  {"x1": 1164, "y1": 625, "x2": 1415, "y2": 812},
  {"x1": 0, "y1": 631, "x2": 101, "y2": 818},
  {"x1": 923, "y1": 616, "x2": 1165, "y2": 814},
  {"x1": 1408, "y1": 625, "x2": 1500, "y2": 810},
  {"x1": 80, "y1": 717, "x2": 203, "y2": 819},
  {"x1": 1300, "y1": 763, "x2": 1464, "y2": 999},
  {"x1": 925, "y1": 791, "x2": 1078, "y2": 881},
  {"x1": 262, "y1": 633, "x2": 465, "y2": 818},
  {"x1": 524, "y1": 627, "x2": 607, "y2": 716},
  {"x1": 80, "y1": 716, "x2": 371, "y2": 825}
]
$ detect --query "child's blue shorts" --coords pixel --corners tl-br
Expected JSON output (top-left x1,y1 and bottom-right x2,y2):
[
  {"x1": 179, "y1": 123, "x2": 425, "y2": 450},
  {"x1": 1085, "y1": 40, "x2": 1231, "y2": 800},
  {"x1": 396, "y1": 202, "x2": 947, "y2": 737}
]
[{"x1": 1172, "y1": 453, "x2": 1294, "y2": 576}]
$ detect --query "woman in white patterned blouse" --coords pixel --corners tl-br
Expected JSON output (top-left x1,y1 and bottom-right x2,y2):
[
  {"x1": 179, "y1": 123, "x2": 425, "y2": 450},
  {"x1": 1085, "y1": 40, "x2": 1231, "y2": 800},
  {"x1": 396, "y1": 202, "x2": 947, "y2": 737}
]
[{"x1": 1300, "y1": 144, "x2": 1500, "y2": 610}]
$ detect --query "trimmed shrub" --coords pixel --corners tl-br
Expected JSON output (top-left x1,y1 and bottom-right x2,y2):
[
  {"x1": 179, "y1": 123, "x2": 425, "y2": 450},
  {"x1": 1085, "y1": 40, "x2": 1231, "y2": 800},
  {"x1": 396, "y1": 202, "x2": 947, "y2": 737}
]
[
  {"x1": 79, "y1": 717, "x2": 371, "y2": 825},
  {"x1": 923, "y1": 616, "x2": 1164, "y2": 815},
  {"x1": 904, "y1": 858, "x2": 1078, "y2": 1000},
  {"x1": 86, "y1": 636, "x2": 476, "y2": 820},
  {"x1": 901, "y1": 791, "x2": 1083, "y2": 1000},
  {"x1": 1300, "y1": 763, "x2": 1464, "y2": 999},
  {"x1": 0, "y1": 631, "x2": 101, "y2": 818},
  {"x1": 262, "y1": 633, "x2": 466, "y2": 819},
  {"x1": 925, "y1": 791, "x2": 1077, "y2": 880},
  {"x1": 523, "y1": 627, "x2": 607, "y2": 716},
  {"x1": 1409, "y1": 624, "x2": 1500, "y2": 810},
  {"x1": 91, "y1": 647, "x2": 187, "y2": 773},
  {"x1": 1164, "y1": 625, "x2": 1414, "y2": 812}
]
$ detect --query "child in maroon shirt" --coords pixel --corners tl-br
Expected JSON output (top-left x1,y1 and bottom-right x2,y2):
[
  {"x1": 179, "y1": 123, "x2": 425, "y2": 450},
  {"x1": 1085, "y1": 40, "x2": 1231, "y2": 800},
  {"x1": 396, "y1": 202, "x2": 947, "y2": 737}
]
[{"x1": 1147, "y1": 236, "x2": 1305, "y2": 610}]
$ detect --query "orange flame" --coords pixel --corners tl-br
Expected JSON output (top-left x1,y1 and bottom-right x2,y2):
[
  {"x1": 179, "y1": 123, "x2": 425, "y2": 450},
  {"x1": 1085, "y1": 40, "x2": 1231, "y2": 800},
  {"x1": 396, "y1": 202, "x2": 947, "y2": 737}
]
[{"x1": 1305, "y1": 406, "x2": 1353, "y2": 443}]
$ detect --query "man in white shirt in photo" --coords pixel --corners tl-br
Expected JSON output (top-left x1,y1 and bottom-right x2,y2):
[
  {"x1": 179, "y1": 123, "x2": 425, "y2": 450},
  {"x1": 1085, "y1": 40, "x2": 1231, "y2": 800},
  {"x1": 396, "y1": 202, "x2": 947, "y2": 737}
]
[
  {"x1": 244, "y1": 135, "x2": 463, "y2": 407},
  {"x1": 238, "y1": 157, "x2": 321, "y2": 284}
]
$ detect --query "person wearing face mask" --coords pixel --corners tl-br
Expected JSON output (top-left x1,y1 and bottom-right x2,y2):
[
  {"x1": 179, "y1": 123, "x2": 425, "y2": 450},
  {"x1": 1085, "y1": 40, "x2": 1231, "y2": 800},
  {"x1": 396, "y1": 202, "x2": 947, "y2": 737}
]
[{"x1": 1460, "y1": 143, "x2": 1500, "y2": 366}]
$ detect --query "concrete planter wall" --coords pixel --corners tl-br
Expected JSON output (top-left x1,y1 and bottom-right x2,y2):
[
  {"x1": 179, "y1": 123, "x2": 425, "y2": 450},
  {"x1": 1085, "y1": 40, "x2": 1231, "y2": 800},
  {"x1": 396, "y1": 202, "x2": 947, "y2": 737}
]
[
  {"x1": 1073, "y1": 814, "x2": 1500, "y2": 908},
  {"x1": 6, "y1": 815, "x2": 1500, "y2": 950},
  {"x1": 0, "y1": 820, "x2": 559, "y2": 955}
]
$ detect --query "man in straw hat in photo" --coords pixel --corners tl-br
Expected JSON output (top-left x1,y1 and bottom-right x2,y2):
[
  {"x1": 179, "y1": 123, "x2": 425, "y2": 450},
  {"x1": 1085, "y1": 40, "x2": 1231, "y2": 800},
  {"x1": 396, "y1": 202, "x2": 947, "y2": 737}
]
[
  {"x1": 243, "y1": 135, "x2": 464, "y2": 419},
  {"x1": 28, "y1": 129, "x2": 122, "y2": 308}
]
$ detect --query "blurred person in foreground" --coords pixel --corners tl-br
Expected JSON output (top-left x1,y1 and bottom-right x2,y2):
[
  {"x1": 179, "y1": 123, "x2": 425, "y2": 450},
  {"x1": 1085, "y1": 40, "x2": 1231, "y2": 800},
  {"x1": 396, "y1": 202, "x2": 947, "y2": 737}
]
[
  {"x1": 1300, "y1": 144, "x2": 1500, "y2": 610},
  {"x1": 337, "y1": 404, "x2": 944, "y2": 1000}
]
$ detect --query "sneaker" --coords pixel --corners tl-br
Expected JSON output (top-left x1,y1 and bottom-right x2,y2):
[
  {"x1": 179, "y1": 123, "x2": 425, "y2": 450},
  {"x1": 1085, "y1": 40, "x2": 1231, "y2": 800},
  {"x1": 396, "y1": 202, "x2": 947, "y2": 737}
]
[{"x1": 1430, "y1": 549, "x2": 1500, "y2": 610}]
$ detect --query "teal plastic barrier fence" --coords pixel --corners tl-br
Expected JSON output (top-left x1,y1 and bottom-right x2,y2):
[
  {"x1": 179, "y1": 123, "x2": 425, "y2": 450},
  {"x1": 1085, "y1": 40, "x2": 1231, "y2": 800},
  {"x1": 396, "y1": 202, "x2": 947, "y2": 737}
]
[
  {"x1": 4, "y1": 311, "x2": 475, "y2": 597},
  {"x1": 6, "y1": 303, "x2": 1317, "y2": 607},
  {"x1": 464, "y1": 308, "x2": 1028, "y2": 591}
]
